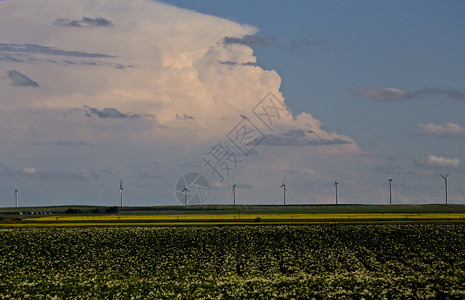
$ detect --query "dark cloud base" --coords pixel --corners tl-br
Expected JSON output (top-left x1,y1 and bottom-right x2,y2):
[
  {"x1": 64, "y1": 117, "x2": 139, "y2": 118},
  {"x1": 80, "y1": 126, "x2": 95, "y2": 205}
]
[
  {"x1": 0, "y1": 43, "x2": 113, "y2": 58},
  {"x1": 53, "y1": 16, "x2": 113, "y2": 28},
  {"x1": 84, "y1": 105, "x2": 143, "y2": 119},
  {"x1": 223, "y1": 35, "x2": 277, "y2": 47},
  {"x1": 7, "y1": 70, "x2": 39, "y2": 87},
  {"x1": 253, "y1": 129, "x2": 353, "y2": 146}
]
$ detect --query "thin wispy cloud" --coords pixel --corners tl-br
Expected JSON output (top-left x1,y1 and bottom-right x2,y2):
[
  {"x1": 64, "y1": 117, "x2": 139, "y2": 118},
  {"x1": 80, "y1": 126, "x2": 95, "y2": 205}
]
[
  {"x1": 1, "y1": 164, "x2": 98, "y2": 181},
  {"x1": 290, "y1": 39, "x2": 323, "y2": 49},
  {"x1": 7, "y1": 70, "x2": 39, "y2": 87},
  {"x1": 416, "y1": 123, "x2": 465, "y2": 138},
  {"x1": 258, "y1": 129, "x2": 354, "y2": 146},
  {"x1": 54, "y1": 16, "x2": 113, "y2": 28},
  {"x1": 32, "y1": 141, "x2": 95, "y2": 147},
  {"x1": 0, "y1": 163, "x2": 14, "y2": 176},
  {"x1": 223, "y1": 35, "x2": 277, "y2": 47},
  {"x1": 373, "y1": 162, "x2": 439, "y2": 177},
  {"x1": 416, "y1": 87, "x2": 465, "y2": 100},
  {"x1": 0, "y1": 43, "x2": 113, "y2": 58},
  {"x1": 406, "y1": 169, "x2": 435, "y2": 177},
  {"x1": 349, "y1": 87, "x2": 416, "y2": 101},
  {"x1": 0, "y1": 54, "x2": 130, "y2": 69},
  {"x1": 176, "y1": 113, "x2": 195, "y2": 120},
  {"x1": 83, "y1": 105, "x2": 142, "y2": 119},
  {"x1": 219, "y1": 61, "x2": 257, "y2": 66},
  {"x1": 22, "y1": 167, "x2": 37, "y2": 175},
  {"x1": 0, "y1": 43, "x2": 130, "y2": 68},
  {"x1": 33, "y1": 58, "x2": 129, "y2": 69},
  {"x1": 372, "y1": 163, "x2": 402, "y2": 174},
  {"x1": 38, "y1": 169, "x2": 99, "y2": 181},
  {"x1": 350, "y1": 86, "x2": 465, "y2": 102},
  {"x1": 236, "y1": 183, "x2": 252, "y2": 189},
  {"x1": 0, "y1": 55, "x2": 23, "y2": 63},
  {"x1": 414, "y1": 155, "x2": 461, "y2": 169},
  {"x1": 180, "y1": 162, "x2": 199, "y2": 168},
  {"x1": 131, "y1": 173, "x2": 162, "y2": 179}
]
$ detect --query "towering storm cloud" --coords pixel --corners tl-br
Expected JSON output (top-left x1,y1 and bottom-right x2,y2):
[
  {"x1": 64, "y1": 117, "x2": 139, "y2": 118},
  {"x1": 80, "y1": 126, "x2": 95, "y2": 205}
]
[{"x1": 0, "y1": 0, "x2": 361, "y2": 206}]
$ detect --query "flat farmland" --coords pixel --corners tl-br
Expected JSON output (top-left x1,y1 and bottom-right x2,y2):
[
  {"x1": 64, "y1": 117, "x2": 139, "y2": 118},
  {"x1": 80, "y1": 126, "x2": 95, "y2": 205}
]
[
  {"x1": 1, "y1": 205, "x2": 465, "y2": 298},
  {"x1": 0, "y1": 213, "x2": 464, "y2": 227},
  {"x1": 2, "y1": 204, "x2": 465, "y2": 227},
  {"x1": 1, "y1": 225, "x2": 464, "y2": 298}
]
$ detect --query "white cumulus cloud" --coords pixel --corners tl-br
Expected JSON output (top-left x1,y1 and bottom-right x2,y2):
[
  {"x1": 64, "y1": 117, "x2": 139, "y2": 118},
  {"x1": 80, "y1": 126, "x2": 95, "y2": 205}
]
[
  {"x1": 417, "y1": 123, "x2": 465, "y2": 137},
  {"x1": 0, "y1": 0, "x2": 361, "y2": 205},
  {"x1": 22, "y1": 167, "x2": 37, "y2": 175},
  {"x1": 350, "y1": 87, "x2": 416, "y2": 101},
  {"x1": 415, "y1": 155, "x2": 461, "y2": 169}
]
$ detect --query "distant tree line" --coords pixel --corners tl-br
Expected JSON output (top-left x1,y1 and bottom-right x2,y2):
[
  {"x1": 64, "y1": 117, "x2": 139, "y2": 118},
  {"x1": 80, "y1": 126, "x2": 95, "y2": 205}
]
[{"x1": 65, "y1": 206, "x2": 119, "y2": 214}]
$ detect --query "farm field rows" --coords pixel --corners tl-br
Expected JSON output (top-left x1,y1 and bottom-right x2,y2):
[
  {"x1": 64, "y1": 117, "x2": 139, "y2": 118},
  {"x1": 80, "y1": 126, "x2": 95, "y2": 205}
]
[
  {"x1": 1, "y1": 225, "x2": 464, "y2": 298},
  {"x1": 0, "y1": 213, "x2": 464, "y2": 227},
  {"x1": 3, "y1": 204, "x2": 465, "y2": 217}
]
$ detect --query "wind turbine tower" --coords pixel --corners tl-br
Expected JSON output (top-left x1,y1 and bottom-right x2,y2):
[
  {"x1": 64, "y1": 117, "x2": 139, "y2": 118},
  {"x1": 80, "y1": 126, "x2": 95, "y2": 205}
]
[
  {"x1": 182, "y1": 186, "x2": 190, "y2": 206},
  {"x1": 389, "y1": 177, "x2": 393, "y2": 205},
  {"x1": 334, "y1": 180, "x2": 339, "y2": 205},
  {"x1": 232, "y1": 184, "x2": 237, "y2": 205},
  {"x1": 440, "y1": 171, "x2": 450, "y2": 205},
  {"x1": 15, "y1": 188, "x2": 19, "y2": 208},
  {"x1": 280, "y1": 176, "x2": 287, "y2": 205},
  {"x1": 120, "y1": 179, "x2": 124, "y2": 207}
]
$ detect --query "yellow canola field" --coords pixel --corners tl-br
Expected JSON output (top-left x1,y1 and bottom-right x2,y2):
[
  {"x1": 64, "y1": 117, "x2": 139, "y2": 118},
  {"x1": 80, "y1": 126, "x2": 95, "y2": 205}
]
[{"x1": 1, "y1": 213, "x2": 464, "y2": 227}]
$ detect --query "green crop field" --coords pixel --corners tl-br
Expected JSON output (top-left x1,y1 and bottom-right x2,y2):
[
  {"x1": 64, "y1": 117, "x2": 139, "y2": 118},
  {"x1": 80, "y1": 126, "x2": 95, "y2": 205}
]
[
  {"x1": 2, "y1": 204, "x2": 465, "y2": 226},
  {"x1": 0, "y1": 213, "x2": 464, "y2": 228},
  {"x1": 1, "y1": 224, "x2": 464, "y2": 298},
  {"x1": 1, "y1": 205, "x2": 464, "y2": 298},
  {"x1": 3, "y1": 204, "x2": 465, "y2": 217}
]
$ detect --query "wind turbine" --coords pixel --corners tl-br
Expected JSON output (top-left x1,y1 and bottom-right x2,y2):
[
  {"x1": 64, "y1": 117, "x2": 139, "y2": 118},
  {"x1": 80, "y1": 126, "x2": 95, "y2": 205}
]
[
  {"x1": 334, "y1": 180, "x2": 339, "y2": 205},
  {"x1": 15, "y1": 188, "x2": 19, "y2": 208},
  {"x1": 440, "y1": 171, "x2": 450, "y2": 205},
  {"x1": 119, "y1": 179, "x2": 124, "y2": 207},
  {"x1": 232, "y1": 184, "x2": 237, "y2": 205},
  {"x1": 182, "y1": 186, "x2": 190, "y2": 206},
  {"x1": 389, "y1": 177, "x2": 393, "y2": 205},
  {"x1": 280, "y1": 176, "x2": 287, "y2": 205}
]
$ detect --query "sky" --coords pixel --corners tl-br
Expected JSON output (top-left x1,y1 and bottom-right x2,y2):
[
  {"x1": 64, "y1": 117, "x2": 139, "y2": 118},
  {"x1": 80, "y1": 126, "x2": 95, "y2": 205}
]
[{"x1": 1, "y1": 0, "x2": 465, "y2": 207}]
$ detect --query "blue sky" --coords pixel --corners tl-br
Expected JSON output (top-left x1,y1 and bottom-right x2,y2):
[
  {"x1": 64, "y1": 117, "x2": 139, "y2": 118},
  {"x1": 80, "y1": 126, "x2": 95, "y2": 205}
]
[
  {"x1": 162, "y1": 0, "x2": 465, "y2": 202},
  {"x1": 163, "y1": 1, "x2": 465, "y2": 133},
  {"x1": 1, "y1": 0, "x2": 465, "y2": 207}
]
